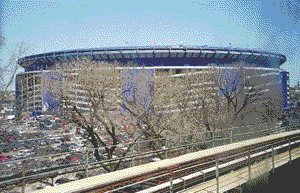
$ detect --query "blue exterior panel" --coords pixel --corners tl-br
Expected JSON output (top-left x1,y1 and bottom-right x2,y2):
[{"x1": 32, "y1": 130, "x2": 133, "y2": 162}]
[
  {"x1": 121, "y1": 69, "x2": 154, "y2": 114},
  {"x1": 42, "y1": 71, "x2": 63, "y2": 112},
  {"x1": 279, "y1": 71, "x2": 289, "y2": 109}
]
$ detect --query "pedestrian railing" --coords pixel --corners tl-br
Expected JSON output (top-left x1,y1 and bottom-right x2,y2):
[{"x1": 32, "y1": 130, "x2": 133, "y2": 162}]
[
  {"x1": 32, "y1": 128, "x2": 300, "y2": 193},
  {"x1": 0, "y1": 123, "x2": 297, "y2": 192}
]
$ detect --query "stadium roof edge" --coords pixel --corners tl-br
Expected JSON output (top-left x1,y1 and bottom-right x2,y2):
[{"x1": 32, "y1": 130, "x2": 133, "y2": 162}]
[{"x1": 17, "y1": 45, "x2": 287, "y2": 68}]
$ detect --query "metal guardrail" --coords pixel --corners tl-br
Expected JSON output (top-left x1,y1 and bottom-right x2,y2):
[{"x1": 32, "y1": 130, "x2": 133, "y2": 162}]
[
  {"x1": 31, "y1": 126, "x2": 300, "y2": 193},
  {"x1": 104, "y1": 131, "x2": 300, "y2": 193},
  {"x1": 177, "y1": 139, "x2": 300, "y2": 193},
  {"x1": 0, "y1": 123, "x2": 296, "y2": 192}
]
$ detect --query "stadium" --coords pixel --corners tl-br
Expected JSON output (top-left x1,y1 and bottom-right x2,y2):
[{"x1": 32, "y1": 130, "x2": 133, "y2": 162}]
[{"x1": 15, "y1": 45, "x2": 289, "y2": 117}]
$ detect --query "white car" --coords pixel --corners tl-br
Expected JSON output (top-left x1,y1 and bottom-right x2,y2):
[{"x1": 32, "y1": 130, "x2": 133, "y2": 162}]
[
  {"x1": 68, "y1": 176, "x2": 79, "y2": 181},
  {"x1": 75, "y1": 136, "x2": 84, "y2": 141},
  {"x1": 69, "y1": 146, "x2": 80, "y2": 152},
  {"x1": 74, "y1": 141, "x2": 84, "y2": 146},
  {"x1": 117, "y1": 144, "x2": 128, "y2": 151},
  {"x1": 51, "y1": 143, "x2": 61, "y2": 149},
  {"x1": 102, "y1": 153, "x2": 118, "y2": 160},
  {"x1": 18, "y1": 149, "x2": 32, "y2": 155},
  {"x1": 151, "y1": 157, "x2": 161, "y2": 162}
]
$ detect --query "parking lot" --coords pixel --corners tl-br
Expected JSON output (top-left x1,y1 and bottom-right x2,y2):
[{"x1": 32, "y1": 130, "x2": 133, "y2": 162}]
[{"x1": 0, "y1": 118, "x2": 139, "y2": 192}]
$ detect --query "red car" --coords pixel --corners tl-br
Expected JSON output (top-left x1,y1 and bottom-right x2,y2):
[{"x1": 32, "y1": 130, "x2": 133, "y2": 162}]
[
  {"x1": 107, "y1": 141, "x2": 113, "y2": 145},
  {"x1": 7, "y1": 138, "x2": 16, "y2": 142},
  {"x1": 0, "y1": 156, "x2": 9, "y2": 162},
  {"x1": 124, "y1": 139, "x2": 131, "y2": 143},
  {"x1": 67, "y1": 153, "x2": 84, "y2": 164},
  {"x1": 69, "y1": 157, "x2": 79, "y2": 162}
]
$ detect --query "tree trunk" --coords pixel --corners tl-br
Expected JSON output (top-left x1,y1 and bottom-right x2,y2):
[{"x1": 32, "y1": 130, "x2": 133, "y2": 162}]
[{"x1": 204, "y1": 123, "x2": 213, "y2": 139}]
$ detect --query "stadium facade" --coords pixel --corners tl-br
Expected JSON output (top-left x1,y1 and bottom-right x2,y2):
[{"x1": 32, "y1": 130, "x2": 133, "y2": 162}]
[{"x1": 15, "y1": 45, "x2": 289, "y2": 116}]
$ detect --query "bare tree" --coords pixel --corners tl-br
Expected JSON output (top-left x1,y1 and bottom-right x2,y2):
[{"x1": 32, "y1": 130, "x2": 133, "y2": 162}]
[
  {"x1": 120, "y1": 68, "x2": 186, "y2": 157},
  {"x1": 52, "y1": 57, "x2": 284, "y2": 172},
  {"x1": 217, "y1": 67, "x2": 285, "y2": 139},
  {"x1": 56, "y1": 58, "x2": 124, "y2": 172},
  {"x1": 0, "y1": 41, "x2": 28, "y2": 113},
  {"x1": 218, "y1": 67, "x2": 266, "y2": 126},
  {"x1": 54, "y1": 58, "x2": 186, "y2": 172},
  {"x1": 179, "y1": 65, "x2": 283, "y2": 140},
  {"x1": 176, "y1": 68, "x2": 223, "y2": 139},
  {"x1": 260, "y1": 97, "x2": 284, "y2": 123}
]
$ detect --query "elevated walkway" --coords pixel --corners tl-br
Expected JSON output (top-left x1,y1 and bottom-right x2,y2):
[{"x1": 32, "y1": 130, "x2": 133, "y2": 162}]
[{"x1": 180, "y1": 144, "x2": 300, "y2": 192}]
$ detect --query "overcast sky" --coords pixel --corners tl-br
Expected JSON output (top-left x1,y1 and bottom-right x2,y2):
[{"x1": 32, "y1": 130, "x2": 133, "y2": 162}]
[{"x1": 0, "y1": 0, "x2": 299, "y2": 86}]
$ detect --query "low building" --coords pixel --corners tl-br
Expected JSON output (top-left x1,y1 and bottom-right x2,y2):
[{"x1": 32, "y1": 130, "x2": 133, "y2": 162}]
[
  {"x1": 289, "y1": 84, "x2": 300, "y2": 108},
  {"x1": 0, "y1": 90, "x2": 15, "y2": 120}
]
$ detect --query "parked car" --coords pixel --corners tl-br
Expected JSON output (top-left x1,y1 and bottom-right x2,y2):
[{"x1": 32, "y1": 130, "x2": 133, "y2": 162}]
[
  {"x1": 85, "y1": 153, "x2": 106, "y2": 163},
  {"x1": 33, "y1": 161, "x2": 48, "y2": 171},
  {"x1": 35, "y1": 185, "x2": 52, "y2": 190},
  {"x1": 7, "y1": 137, "x2": 16, "y2": 142},
  {"x1": 68, "y1": 143, "x2": 78, "y2": 147},
  {"x1": 18, "y1": 149, "x2": 35, "y2": 157},
  {"x1": 87, "y1": 156, "x2": 97, "y2": 164},
  {"x1": 55, "y1": 158, "x2": 70, "y2": 166},
  {"x1": 117, "y1": 143, "x2": 128, "y2": 151},
  {"x1": 151, "y1": 157, "x2": 161, "y2": 162},
  {"x1": 106, "y1": 140, "x2": 113, "y2": 145},
  {"x1": 67, "y1": 153, "x2": 84, "y2": 164},
  {"x1": 0, "y1": 170, "x2": 11, "y2": 178},
  {"x1": 18, "y1": 149, "x2": 32, "y2": 154},
  {"x1": 39, "y1": 139, "x2": 47, "y2": 146},
  {"x1": 0, "y1": 162, "x2": 15, "y2": 171},
  {"x1": 54, "y1": 178, "x2": 71, "y2": 186},
  {"x1": 0, "y1": 155, "x2": 10, "y2": 162},
  {"x1": 43, "y1": 138, "x2": 52, "y2": 145},
  {"x1": 102, "y1": 153, "x2": 118, "y2": 160},
  {"x1": 23, "y1": 140, "x2": 37, "y2": 148},
  {"x1": 34, "y1": 146, "x2": 56, "y2": 156},
  {"x1": 75, "y1": 136, "x2": 84, "y2": 141},
  {"x1": 77, "y1": 141, "x2": 85, "y2": 147},
  {"x1": 75, "y1": 172, "x2": 86, "y2": 180},
  {"x1": 56, "y1": 143, "x2": 72, "y2": 153}
]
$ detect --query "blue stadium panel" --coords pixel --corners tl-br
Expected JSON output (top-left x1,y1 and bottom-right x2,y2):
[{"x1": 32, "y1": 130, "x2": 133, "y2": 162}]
[
  {"x1": 218, "y1": 68, "x2": 242, "y2": 96},
  {"x1": 121, "y1": 69, "x2": 154, "y2": 114},
  {"x1": 15, "y1": 76, "x2": 22, "y2": 114},
  {"x1": 279, "y1": 71, "x2": 289, "y2": 109},
  {"x1": 42, "y1": 71, "x2": 63, "y2": 112}
]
